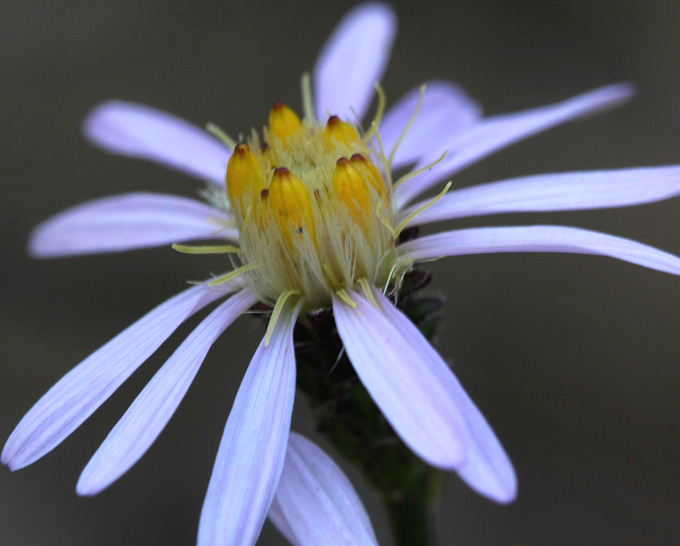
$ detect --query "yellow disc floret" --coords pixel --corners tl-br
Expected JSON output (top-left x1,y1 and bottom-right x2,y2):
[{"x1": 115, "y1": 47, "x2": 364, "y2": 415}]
[
  {"x1": 226, "y1": 143, "x2": 264, "y2": 217},
  {"x1": 350, "y1": 153, "x2": 388, "y2": 201},
  {"x1": 225, "y1": 102, "x2": 397, "y2": 309},
  {"x1": 269, "y1": 167, "x2": 317, "y2": 248},
  {"x1": 332, "y1": 157, "x2": 372, "y2": 224},
  {"x1": 268, "y1": 102, "x2": 302, "y2": 143},
  {"x1": 324, "y1": 115, "x2": 361, "y2": 146}
]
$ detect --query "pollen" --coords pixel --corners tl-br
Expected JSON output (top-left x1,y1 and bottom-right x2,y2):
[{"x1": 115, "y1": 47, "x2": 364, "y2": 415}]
[{"x1": 223, "y1": 102, "x2": 398, "y2": 309}]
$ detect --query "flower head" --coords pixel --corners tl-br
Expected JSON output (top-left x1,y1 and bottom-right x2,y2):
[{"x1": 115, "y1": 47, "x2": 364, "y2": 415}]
[
  {"x1": 6, "y1": 2, "x2": 680, "y2": 545},
  {"x1": 225, "y1": 105, "x2": 394, "y2": 309}
]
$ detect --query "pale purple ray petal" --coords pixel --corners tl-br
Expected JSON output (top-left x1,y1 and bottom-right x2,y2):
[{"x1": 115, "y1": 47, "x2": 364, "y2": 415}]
[
  {"x1": 401, "y1": 166, "x2": 680, "y2": 227},
  {"x1": 394, "y1": 83, "x2": 635, "y2": 208},
  {"x1": 83, "y1": 100, "x2": 231, "y2": 185},
  {"x1": 332, "y1": 289, "x2": 468, "y2": 469},
  {"x1": 28, "y1": 192, "x2": 237, "y2": 258},
  {"x1": 1, "y1": 283, "x2": 233, "y2": 471},
  {"x1": 76, "y1": 289, "x2": 258, "y2": 496},
  {"x1": 268, "y1": 433, "x2": 378, "y2": 546},
  {"x1": 398, "y1": 225, "x2": 680, "y2": 276},
  {"x1": 268, "y1": 500, "x2": 299, "y2": 546},
  {"x1": 197, "y1": 299, "x2": 302, "y2": 546},
  {"x1": 371, "y1": 287, "x2": 516, "y2": 503},
  {"x1": 380, "y1": 81, "x2": 482, "y2": 170},
  {"x1": 314, "y1": 2, "x2": 397, "y2": 122}
]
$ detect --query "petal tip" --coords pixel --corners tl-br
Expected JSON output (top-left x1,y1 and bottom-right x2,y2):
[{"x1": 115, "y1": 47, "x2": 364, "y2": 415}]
[
  {"x1": 75, "y1": 474, "x2": 102, "y2": 497},
  {"x1": 81, "y1": 100, "x2": 127, "y2": 144},
  {"x1": 26, "y1": 226, "x2": 51, "y2": 259},
  {"x1": 491, "y1": 477, "x2": 518, "y2": 505},
  {"x1": 1, "y1": 448, "x2": 13, "y2": 469},
  {"x1": 1, "y1": 447, "x2": 28, "y2": 472}
]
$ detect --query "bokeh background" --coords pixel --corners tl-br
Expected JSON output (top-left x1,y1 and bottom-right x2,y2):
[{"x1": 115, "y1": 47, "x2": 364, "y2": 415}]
[{"x1": 2, "y1": 0, "x2": 679, "y2": 544}]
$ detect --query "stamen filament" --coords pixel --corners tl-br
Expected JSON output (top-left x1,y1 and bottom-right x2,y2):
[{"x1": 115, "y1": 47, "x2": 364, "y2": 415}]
[
  {"x1": 364, "y1": 84, "x2": 387, "y2": 142},
  {"x1": 383, "y1": 264, "x2": 398, "y2": 295},
  {"x1": 376, "y1": 201, "x2": 398, "y2": 240},
  {"x1": 265, "y1": 289, "x2": 300, "y2": 346},
  {"x1": 301, "y1": 72, "x2": 315, "y2": 123},
  {"x1": 394, "y1": 182, "x2": 452, "y2": 235},
  {"x1": 323, "y1": 263, "x2": 342, "y2": 290},
  {"x1": 207, "y1": 264, "x2": 256, "y2": 286},
  {"x1": 172, "y1": 244, "x2": 239, "y2": 255},
  {"x1": 388, "y1": 84, "x2": 425, "y2": 168},
  {"x1": 370, "y1": 121, "x2": 393, "y2": 190},
  {"x1": 206, "y1": 217, "x2": 237, "y2": 230},
  {"x1": 392, "y1": 150, "x2": 448, "y2": 190},
  {"x1": 206, "y1": 123, "x2": 237, "y2": 150}
]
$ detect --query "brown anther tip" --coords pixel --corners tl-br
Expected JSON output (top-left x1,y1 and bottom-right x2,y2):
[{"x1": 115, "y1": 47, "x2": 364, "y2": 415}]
[
  {"x1": 234, "y1": 143, "x2": 250, "y2": 154},
  {"x1": 350, "y1": 153, "x2": 365, "y2": 162},
  {"x1": 336, "y1": 157, "x2": 349, "y2": 165},
  {"x1": 274, "y1": 167, "x2": 290, "y2": 175},
  {"x1": 260, "y1": 143, "x2": 269, "y2": 152},
  {"x1": 272, "y1": 101, "x2": 284, "y2": 110},
  {"x1": 327, "y1": 115, "x2": 340, "y2": 125},
  {"x1": 260, "y1": 189, "x2": 269, "y2": 199}
]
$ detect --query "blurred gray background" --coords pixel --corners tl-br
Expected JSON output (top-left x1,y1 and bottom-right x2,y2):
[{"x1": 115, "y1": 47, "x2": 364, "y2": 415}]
[{"x1": 2, "y1": 0, "x2": 679, "y2": 544}]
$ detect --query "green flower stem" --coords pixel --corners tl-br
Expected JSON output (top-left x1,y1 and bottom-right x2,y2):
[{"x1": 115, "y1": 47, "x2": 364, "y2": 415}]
[{"x1": 384, "y1": 473, "x2": 440, "y2": 546}]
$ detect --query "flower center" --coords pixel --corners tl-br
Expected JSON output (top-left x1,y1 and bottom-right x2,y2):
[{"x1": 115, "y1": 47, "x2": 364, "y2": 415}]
[{"x1": 226, "y1": 103, "x2": 396, "y2": 309}]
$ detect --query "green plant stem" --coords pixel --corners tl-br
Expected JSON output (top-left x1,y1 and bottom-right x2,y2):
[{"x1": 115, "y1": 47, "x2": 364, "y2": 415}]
[{"x1": 384, "y1": 475, "x2": 439, "y2": 546}]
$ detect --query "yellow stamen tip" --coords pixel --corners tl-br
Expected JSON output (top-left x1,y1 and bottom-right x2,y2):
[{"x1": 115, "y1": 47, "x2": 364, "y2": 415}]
[
  {"x1": 226, "y1": 143, "x2": 263, "y2": 216},
  {"x1": 269, "y1": 167, "x2": 316, "y2": 247},
  {"x1": 350, "y1": 153, "x2": 387, "y2": 200},
  {"x1": 332, "y1": 157, "x2": 372, "y2": 220},
  {"x1": 268, "y1": 102, "x2": 302, "y2": 142},
  {"x1": 324, "y1": 115, "x2": 360, "y2": 146}
]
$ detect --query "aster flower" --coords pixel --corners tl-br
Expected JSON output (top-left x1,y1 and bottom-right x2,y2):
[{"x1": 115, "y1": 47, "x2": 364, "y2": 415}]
[{"x1": 5, "y1": 2, "x2": 680, "y2": 545}]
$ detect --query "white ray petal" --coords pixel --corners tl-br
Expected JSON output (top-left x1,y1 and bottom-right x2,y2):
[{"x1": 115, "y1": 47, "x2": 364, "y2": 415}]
[
  {"x1": 83, "y1": 100, "x2": 231, "y2": 185},
  {"x1": 394, "y1": 83, "x2": 635, "y2": 208},
  {"x1": 398, "y1": 225, "x2": 680, "y2": 277},
  {"x1": 269, "y1": 433, "x2": 378, "y2": 546},
  {"x1": 372, "y1": 288, "x2": 516, "y2": 503},
  {"x1": 314, "y1": 3, "x2": 397, "y2": 122},
  {"x1": 2, "y1": 283, "x2": 235, "y2": 471},
  {"x1": 77, "y1": 289, "x2": 258, "y2": 496},
  {"x1": 380, "y1": 81, "x2": 482, "y2": 169},
  {"x1": 28, "y1": 192, "x2": 236, "y2": 258},
  {"x1": 197, "y1": 299, "x2": 302, "y2": 546},
  {"x1": 401, "y1": 166, "x2": 680, "y2": 226},
  {"x1": 332, "y1": 289, "x2": 468, "y2": 469}
]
